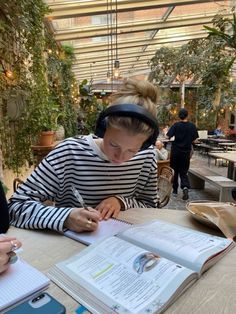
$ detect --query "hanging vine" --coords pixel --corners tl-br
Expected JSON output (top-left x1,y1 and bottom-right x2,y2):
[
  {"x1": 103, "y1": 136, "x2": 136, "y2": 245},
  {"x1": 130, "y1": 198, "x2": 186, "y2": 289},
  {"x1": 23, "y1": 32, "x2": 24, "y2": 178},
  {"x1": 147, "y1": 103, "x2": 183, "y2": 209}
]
[{"x1": 0, "y1": 1, "x2": 78, "y2": 173}]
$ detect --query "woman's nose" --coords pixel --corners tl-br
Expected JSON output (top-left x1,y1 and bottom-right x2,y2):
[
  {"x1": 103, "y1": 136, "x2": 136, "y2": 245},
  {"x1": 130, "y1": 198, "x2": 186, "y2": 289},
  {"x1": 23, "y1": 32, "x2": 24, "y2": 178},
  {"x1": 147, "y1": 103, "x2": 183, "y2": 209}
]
[{"x1": 115, "y1": 150, "x2": 125, "y2": 161}]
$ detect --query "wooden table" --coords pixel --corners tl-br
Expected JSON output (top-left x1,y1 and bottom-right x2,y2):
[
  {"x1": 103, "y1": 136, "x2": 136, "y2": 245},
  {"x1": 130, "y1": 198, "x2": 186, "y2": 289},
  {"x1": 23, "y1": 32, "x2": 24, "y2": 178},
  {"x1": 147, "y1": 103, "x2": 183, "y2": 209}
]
[
  {"x1": 218, "y1": 142, "x2": 236, "y2": 153},
  {"x1": 208, "y1": 152, "x2": 236, "y2": 180},
  {"x1": 7, "y1": 208, "x2": 236, "y2": 314},
  {"x1": 31, "y1": 141, "x2": 60, "y2": 167}
]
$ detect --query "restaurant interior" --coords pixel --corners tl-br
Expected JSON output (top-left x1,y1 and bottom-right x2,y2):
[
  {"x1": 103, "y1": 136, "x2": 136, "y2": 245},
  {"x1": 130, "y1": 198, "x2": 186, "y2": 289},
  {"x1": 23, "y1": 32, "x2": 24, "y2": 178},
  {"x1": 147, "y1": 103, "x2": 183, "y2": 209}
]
[{"x1": 1, "y1": 2, "x2": 236, "y2": 314}]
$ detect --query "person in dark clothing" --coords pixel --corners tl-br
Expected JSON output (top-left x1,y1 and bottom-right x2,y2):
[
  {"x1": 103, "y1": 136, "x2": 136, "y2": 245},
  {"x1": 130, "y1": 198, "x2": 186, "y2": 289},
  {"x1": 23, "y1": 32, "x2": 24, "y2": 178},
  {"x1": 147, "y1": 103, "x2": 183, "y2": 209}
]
[
  {"x1": 0, "y1": 180, "x2": 9, "y2": 233},
  {"x1": 167, "y1": 108, "x2": 198, "y2": 200}
]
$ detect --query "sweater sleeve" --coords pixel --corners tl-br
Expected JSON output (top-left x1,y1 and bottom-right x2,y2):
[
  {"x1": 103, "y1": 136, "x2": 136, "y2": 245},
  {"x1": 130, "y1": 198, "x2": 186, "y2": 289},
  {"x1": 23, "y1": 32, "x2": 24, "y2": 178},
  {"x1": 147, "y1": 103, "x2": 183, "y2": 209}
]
[
  {"x1": 115, "y1": 158, "x2": 158, "y2": 209},
  {"x1": 8, "y1": 159, "x2": 72, "y2": 232}
]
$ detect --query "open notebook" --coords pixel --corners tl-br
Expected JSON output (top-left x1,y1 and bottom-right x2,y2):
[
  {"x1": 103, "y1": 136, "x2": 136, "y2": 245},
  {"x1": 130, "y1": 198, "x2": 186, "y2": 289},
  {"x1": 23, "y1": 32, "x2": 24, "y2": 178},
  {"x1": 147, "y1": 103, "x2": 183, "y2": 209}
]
[
  {"x1": 64, "y1": 218, "x2": 131, "y2": 245},
  {"x1": 0, "y1": 258, "x2": 50, "y2": 312}
]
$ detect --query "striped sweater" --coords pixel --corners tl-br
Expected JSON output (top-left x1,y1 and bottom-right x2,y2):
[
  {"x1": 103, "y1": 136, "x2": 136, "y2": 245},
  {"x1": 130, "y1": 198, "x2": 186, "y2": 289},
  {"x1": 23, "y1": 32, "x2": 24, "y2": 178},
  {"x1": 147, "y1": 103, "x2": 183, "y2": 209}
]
[{"x1": 9, "y1": 134, "x2": 158, "y2": 232}]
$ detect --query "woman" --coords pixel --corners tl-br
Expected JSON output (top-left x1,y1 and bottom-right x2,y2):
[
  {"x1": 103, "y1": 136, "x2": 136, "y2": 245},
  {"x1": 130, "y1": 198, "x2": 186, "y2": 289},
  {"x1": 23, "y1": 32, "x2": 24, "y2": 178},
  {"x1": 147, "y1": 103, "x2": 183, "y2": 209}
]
[
  {"x1": 0, "y1": 181, "x2": 22, "y2": 273},
  {"x1": 9, "y1": 79, "x2": 159, "y2": 234}
]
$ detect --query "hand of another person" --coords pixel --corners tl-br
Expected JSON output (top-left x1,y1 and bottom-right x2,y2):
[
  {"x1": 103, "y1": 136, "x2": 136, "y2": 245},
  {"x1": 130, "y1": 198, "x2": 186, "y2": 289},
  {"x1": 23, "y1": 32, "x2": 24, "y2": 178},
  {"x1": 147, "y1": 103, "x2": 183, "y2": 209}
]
[
  {"x1": 0, "y1": 236, "x2": 22, "y2": 274},
  {"x1": 64, "y1": 207, "x2": 101, "y2": 233},
  {"x1": 96, "y1": 197, "x2": 122, "y2": 220}
]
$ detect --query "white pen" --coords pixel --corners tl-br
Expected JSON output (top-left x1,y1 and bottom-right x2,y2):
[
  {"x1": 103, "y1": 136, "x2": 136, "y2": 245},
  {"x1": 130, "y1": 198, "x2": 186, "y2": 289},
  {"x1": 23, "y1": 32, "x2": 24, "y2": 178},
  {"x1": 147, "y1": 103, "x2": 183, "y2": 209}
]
[{"x1": 71, "y1": 185, "x2": 89, "y2": 210}]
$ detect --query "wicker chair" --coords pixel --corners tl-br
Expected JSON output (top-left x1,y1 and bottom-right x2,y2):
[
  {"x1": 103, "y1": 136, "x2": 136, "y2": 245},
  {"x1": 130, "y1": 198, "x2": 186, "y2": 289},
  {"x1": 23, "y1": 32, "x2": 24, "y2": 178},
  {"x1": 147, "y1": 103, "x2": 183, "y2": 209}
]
[
  {"x1": 13, "y1": 178, "x2": 23, "y2": 192},
  {"x1": 157, "y1": 159, "x2": 170, "y2": 177},
  {"x1": 157, "y1": 166, "x2": 174, "y2": 208},
  {"x1": 13, "y1": 177, "x2": 54, "y2": 206},
  {"x1": 159, "y1": 166, "x2": 174, "y2": 183}
]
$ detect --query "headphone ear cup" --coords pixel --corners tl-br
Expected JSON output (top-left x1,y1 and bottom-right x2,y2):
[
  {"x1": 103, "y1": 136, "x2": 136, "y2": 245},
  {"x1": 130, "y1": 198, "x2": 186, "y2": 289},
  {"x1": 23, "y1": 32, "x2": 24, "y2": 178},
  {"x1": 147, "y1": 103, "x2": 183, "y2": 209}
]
[{"x1": 94, "y1": 115, "x2": 107, "y2": 138}]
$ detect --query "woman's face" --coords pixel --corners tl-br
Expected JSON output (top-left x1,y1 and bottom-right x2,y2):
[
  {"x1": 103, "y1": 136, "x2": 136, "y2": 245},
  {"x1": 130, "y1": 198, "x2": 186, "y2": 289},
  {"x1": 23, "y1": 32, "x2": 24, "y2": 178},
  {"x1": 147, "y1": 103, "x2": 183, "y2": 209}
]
[{"x1": 102, "y1": 125, "x2": 149, "y2": 164}]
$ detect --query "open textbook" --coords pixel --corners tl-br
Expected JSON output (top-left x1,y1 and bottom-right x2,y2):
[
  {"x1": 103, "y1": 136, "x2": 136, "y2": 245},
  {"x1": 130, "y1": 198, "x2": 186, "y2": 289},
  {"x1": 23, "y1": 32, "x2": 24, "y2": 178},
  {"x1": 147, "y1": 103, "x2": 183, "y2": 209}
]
[
  {"x1": 64, "y1": 218, "x2": 131, "y2": 245},
  {"x1": 49, "y1": 220, "x2": 235, "y2": 314},
  {"x1": 0, "y1": 258, "x2": 50, "y2": 312}
]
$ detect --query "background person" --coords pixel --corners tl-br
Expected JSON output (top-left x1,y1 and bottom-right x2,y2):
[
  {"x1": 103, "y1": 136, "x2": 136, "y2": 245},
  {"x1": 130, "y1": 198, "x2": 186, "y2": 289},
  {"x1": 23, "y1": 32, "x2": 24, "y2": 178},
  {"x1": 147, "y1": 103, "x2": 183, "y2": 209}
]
[
  {"x1": 167, "y1": 108, "x2": 198, "y2": 200},
  {"x1": 155, "y1": 140, "x2": 168, "y2": 160},
  {"x1": 9, "y1": 79, "x2": 159, "y2": 234},
  {"x1": 214, "y1": 124, "x2": 224, "y2": 136},
  {"x1": 162, "y1": 125, "x2": 169, "y2": 138}
]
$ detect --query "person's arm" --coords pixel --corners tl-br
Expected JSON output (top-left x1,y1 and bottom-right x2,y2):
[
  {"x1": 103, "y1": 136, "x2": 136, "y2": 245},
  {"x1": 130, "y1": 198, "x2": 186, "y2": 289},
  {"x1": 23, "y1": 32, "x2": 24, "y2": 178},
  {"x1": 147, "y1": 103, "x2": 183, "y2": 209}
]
[
  {"x1": 156, "y1": 148, "x2": 168, "y2": 160},
  {"x1": 8, "y1": 159, "x2": 72, "y2": 232},
  {"x1": 166, "y1": 124, "x2": 175, "y2": 139},
  {"x1": 9, "y1": 157, "x2": 100, "y2": 233},
  {"x1": 113, "y1": 158, "x2": 158, "y2": 210},
  {"x1": 0, "y1": 181, "x2": 9, "y2": 233}
]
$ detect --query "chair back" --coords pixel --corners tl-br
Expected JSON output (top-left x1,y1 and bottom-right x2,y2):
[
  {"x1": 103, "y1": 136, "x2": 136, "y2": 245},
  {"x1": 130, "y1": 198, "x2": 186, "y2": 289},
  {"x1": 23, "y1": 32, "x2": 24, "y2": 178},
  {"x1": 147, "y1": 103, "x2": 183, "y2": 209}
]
[
  {"x1": 157, "y1": 175, "x2": 173, "y2": 208},
  {"x1": 13, "y1": 178, "x2": 23, "y2": 192},
  {"x1": 157, "y1": 159, "x2": 170, "y2": 177},
  {"x1": 159, "y1": 166, "x2": 174, "y2": 183},
  {"x1": 156, "y1": 166, "x2": 174, "y2": 208}
]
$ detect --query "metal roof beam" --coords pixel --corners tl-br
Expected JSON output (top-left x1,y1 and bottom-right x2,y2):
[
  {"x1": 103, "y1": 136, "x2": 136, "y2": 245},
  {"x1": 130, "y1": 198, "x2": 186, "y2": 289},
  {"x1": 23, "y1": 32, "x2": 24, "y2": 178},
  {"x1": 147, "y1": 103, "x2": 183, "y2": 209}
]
[
  {"x1": 47, "y1": 0, "x2": 225, "y2": 19},
  {"x1": 72, "y1": 30, "x2": 207, "y2": 54},
  {"x1": 54, "y1": 12, "x2": 224, "y2": 41}
]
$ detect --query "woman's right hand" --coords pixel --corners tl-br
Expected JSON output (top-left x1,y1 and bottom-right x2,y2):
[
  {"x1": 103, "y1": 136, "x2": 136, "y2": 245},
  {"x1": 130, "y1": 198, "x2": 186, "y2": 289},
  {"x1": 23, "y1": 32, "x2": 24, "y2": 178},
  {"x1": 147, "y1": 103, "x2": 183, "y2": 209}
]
[
  {"x1": 0, "y1": 236, "x2": 22, "y2": 274},
  {"x1": 64, "y1": 207, "x2": 101, "y2": 233}
]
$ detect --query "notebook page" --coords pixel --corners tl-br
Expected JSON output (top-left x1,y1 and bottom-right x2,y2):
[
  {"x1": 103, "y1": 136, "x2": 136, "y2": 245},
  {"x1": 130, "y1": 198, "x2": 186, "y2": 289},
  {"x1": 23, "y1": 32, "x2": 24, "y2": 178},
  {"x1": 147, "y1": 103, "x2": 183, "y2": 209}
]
[
  {"x1": 64, "y1": 218, "x2": 131, "y2": 245},
  {"x1": 0, "y1": 258, "x2": 50, "y2": 311}
]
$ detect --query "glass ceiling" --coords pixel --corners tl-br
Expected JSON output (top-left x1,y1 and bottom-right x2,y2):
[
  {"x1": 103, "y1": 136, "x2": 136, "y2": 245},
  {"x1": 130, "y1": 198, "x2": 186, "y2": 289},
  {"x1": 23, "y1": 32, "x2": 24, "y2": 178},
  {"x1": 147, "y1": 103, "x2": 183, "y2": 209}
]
[{"x1": 44, "y1": 0, "x2": 233, "y2": 87}]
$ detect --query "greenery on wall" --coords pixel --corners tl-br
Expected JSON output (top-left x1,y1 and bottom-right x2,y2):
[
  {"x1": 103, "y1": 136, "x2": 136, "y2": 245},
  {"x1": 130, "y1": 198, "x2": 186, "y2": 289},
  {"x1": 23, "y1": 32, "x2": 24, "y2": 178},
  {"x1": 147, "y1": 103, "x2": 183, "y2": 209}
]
[
  {"x1": 0, "y1": 1, "x2": 78, "y2": 173},
  {"x1": 78, "y1": 79, "x2": 106, "y2": 134}
]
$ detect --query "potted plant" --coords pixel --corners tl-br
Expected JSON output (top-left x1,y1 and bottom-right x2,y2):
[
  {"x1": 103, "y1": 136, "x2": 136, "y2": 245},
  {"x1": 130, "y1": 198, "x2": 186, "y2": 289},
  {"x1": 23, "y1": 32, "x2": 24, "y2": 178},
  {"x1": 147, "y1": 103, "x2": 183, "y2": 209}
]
[{"x1": 37, "y1": 101, "x2": 64, "y2": 146}]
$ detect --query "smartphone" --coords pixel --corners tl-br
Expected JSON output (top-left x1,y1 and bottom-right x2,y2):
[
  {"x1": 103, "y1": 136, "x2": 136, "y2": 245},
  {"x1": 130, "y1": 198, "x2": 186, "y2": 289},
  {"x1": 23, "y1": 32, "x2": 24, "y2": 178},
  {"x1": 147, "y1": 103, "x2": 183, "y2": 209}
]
[{"x1": 5, "y1": 292, "x2": 66, "y2": 314}]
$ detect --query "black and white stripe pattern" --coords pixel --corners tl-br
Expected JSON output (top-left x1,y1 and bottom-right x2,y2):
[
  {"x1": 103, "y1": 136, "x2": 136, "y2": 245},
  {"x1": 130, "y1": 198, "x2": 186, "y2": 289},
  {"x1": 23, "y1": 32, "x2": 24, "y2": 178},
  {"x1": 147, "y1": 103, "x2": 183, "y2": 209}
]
[{"x1": 9, "y1": 135, "x2": 158, "y2": 231}]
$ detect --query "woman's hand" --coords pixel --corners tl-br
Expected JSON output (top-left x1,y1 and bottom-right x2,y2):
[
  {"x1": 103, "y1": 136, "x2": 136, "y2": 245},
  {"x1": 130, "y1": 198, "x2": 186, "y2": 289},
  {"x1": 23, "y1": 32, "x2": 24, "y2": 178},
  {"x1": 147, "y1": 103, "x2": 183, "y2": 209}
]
[
  {"x1": 64, "y1": 207, "x2": 101, "y2": 233},
  {"x1": 96, "y1": 197, "x2": 122, "y2": 220},
  {"x1": 0, "y1": 236, "x2": 22, "y2": 274}
]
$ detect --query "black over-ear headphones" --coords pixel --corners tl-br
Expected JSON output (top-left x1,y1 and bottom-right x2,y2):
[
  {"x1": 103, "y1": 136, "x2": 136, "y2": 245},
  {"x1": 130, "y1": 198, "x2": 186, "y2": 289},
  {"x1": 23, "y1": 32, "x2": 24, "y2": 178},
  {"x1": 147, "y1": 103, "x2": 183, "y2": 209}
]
[{"x1": 94, "y1": 104, "x2": 159, "y2": 150}]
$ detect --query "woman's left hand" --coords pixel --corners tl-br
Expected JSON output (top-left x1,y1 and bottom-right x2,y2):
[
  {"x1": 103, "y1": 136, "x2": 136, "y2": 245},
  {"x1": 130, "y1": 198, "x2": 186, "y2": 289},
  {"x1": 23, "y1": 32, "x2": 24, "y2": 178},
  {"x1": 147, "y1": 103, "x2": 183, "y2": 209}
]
[
  {"x1": 96, "y1": 197, "x2": 121, "y2": 220},
  {"x1": 0, "y1": 236, "x2": 22, "y2": 274}
]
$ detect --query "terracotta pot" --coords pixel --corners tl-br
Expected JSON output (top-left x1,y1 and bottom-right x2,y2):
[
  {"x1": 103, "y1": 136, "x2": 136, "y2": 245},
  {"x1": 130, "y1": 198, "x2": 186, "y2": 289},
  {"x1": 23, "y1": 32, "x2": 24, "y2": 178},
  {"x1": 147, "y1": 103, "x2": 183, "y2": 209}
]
[{"x1": 38, "y1": 131, "x2": 55, "y2": 146}]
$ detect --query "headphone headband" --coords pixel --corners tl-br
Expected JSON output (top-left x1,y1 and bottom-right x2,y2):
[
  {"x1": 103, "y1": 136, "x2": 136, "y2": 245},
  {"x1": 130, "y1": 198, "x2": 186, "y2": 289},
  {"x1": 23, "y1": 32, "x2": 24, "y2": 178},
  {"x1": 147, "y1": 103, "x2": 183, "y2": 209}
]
[
  {"x1": 98, "y1": 104, "x2": 158, "y2": 128},
  {"x1": 94, "y1": 104, "x2": 159, "y2": 150}
]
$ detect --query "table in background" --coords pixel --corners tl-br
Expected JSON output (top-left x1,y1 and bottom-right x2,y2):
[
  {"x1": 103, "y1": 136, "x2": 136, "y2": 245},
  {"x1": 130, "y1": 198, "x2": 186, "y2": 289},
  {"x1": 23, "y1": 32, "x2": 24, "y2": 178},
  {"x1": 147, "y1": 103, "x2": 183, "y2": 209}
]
[
  {"x1": 8, "y1": 208, "x2": 236, "y2": 314},
  {"x1": 208, "y1": 152, "x2": 236, "y2": 180},
  {"x1": 218, "y1": 142, "x2": 236, "y2": 152},
  {"x1": 31, "y1": 141, "x2": 60, "y2": 167}
]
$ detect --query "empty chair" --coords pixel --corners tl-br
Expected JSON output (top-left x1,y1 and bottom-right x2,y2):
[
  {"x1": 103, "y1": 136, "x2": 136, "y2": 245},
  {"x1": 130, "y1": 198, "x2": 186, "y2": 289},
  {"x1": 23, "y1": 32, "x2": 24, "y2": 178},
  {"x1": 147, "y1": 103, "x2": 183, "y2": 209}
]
[
  {"x1": 156, "y1": 166, "x2": 174, "y2": 208},
  {"x1": 157, "y1": 175, "x2": 173, "y2": 208}
]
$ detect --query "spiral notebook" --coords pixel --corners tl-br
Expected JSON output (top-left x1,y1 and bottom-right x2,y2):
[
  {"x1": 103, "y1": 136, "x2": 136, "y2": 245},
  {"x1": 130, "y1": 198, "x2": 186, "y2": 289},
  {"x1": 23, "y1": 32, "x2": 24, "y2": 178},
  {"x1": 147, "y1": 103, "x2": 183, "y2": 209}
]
[
  {"x1": 64, "y1": 218, "x2": 131, "y2": 245},
  {"x1": 0, "y1": 258, "x2": 50, "y2": 312}
]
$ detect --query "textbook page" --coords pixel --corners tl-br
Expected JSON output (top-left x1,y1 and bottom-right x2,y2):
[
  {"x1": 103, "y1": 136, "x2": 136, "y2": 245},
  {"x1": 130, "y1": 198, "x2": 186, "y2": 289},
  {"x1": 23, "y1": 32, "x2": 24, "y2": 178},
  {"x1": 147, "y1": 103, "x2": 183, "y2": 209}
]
[
  {"x1": 64, "y1": 218, "x2": 131, "y2": 245},
  {"x1": 118, "y1": 220, "x2": 234, "y2": 274},
  {"x1": 0, "y1": 258, "x2": 50, "y2": 311},
  {"x1": 49, "y1": 236, "x2": 197, "y2": 314}
]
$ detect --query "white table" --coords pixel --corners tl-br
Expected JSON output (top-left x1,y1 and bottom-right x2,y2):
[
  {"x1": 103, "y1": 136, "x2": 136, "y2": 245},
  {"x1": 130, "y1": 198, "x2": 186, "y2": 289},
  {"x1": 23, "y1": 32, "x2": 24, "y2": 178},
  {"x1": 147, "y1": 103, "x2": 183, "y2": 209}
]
[{"x1": 7, "y1": 208, "x2": 236, "y2": 314}]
